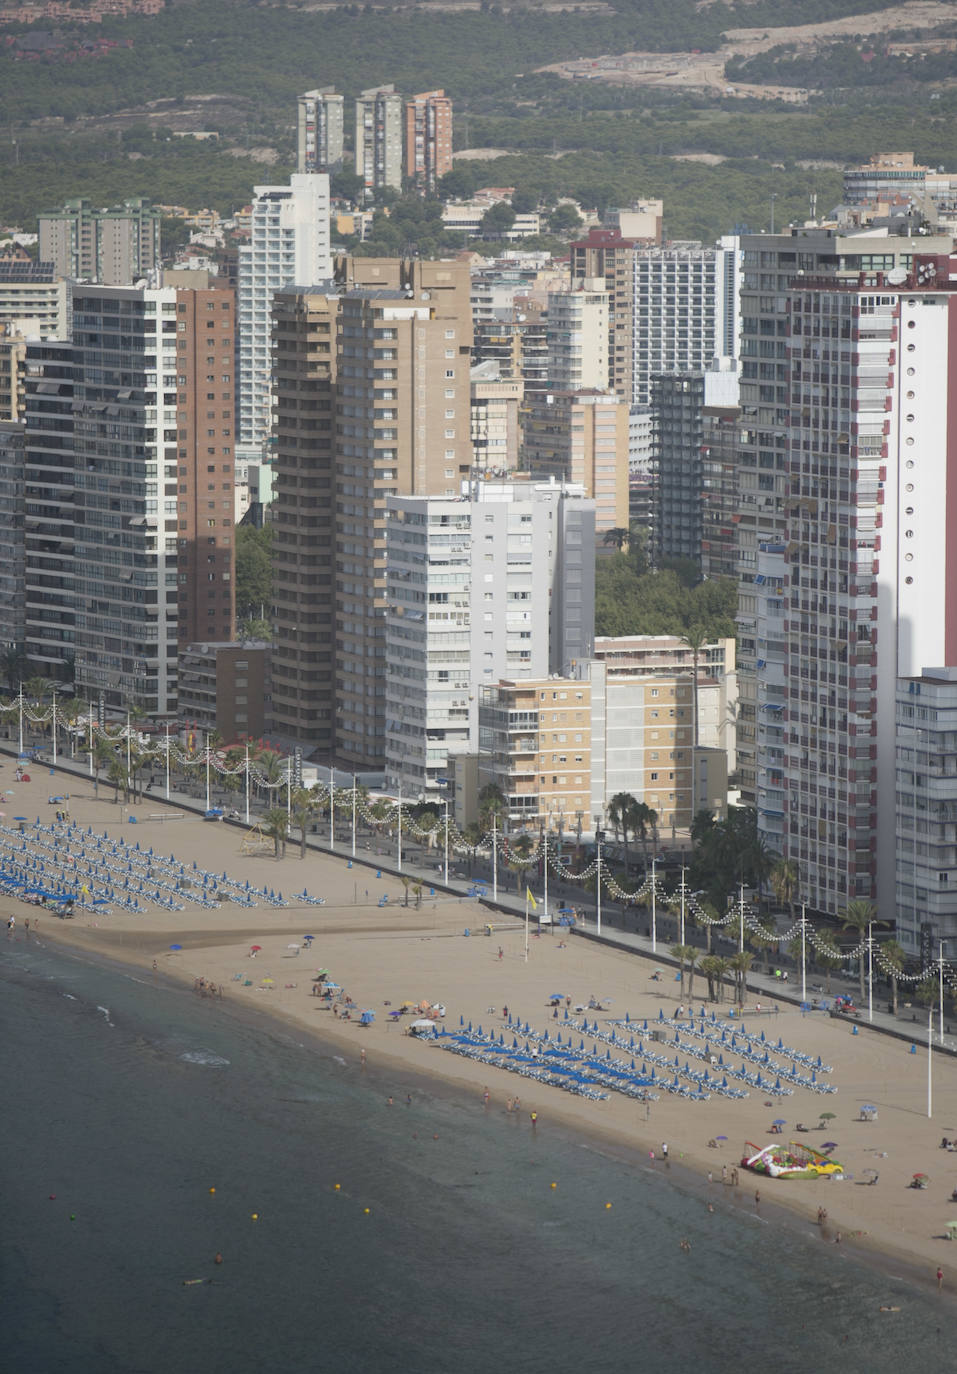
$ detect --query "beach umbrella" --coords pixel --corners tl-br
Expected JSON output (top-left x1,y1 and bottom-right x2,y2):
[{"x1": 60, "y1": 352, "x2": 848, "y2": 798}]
[
  {"x1": 773, "y1": 1118, "x2": 787, "y2": 1126},
  {"x1": 819, "y1": 1111, "x2": 836, "y2": 1121},
  {"x1": 169, "y1": 943, "x2": 182, "y2": 951}
]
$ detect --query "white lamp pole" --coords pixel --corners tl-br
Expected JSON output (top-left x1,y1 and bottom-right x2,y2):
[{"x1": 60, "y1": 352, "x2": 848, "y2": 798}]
[
  {"x1": 165, "y1": 721, "x2": 171, "y2": 800},
  {"x1": 867, "y1": 922, "x2": 874, "y2": 1024},
  {"x1": 51, "y1": 687, "x2": 57, "y2": 766},
  {"x1": 205, "y1": 734, "x2": 211, "y2": 812},
  {"x1": 596, "y1": 836, "x2": 602, "y2": 937},
  {"x1": 542, "y1": 826, "x2": 549, "y2": 924},
  {"x1": 651, "y1": 857, "x2": 658, "y2": 953},
  {"x1": 679, "y1": 865, "x2": 687, "y2": 946},
  {"x1": 800, "y1": 904, "x2": 807, "y2": 1005},
  {"x1": 443, "y1": 799, "x2": 449, "y2": 885},
  {"x1": 126, "y1": 711, "x2": 132, "y2": 801},
  {"x1": 397, "y1": 786, "x2": 402, "y2": 871},
  {"x1": 351, "y1": 774, "x2": 357, "y2": 858},
  {"x1": 491, "y1": 812, "x2": 498, "y2": 902},
  {"x1": 88, "y1": 702, "x2": 94, "y2": 775},
  {"x1": 329, "y1": 768, "x2": 335, "y2": 851},
  {"x1": 18, "y1": 682, "x2": 23, "y2": 755},
  {"x1": 928, "y1": 1003, "x2": 934, "y2": 1119},
  {"x1": 244, "y1": 742, "x2": 250, "y2": 825}
]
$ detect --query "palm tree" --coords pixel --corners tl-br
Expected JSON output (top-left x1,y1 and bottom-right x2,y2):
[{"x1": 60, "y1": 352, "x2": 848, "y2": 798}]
[
  {"x1": 671, "y1": 943, "x2": 695, "y2": 997},
  {"x1": 880, "y1": 938, "x2": 906, "y2": 1016},
  {"x1": 263, "y1": 807, "x2": 289, "y2": 859},
  {"x1": 631, "y1": 800, "x2": 657, "y2": 872},
  {"x1": 0, "y1": 645, "x2": 26, "y2": 694},
  {"x1": 602, "y1": 526, "x2": 631, "y2": 552},
  {"x1": 400, "y1": 875, "x2": 411, "y2": 907},
  {"x1": 89, "y1": 736, "x2": 115, "y2": 798},
  {"x1": 289, "y1": 787, "x2": 315, "y2": 859},
  {"x1": 841, "y1": 899, "x2": 880, "y2": 1002},
  {"x1": 769, "y1": 858, "x2": 799, "y2": 923},
  {"x1": 728, "y1": 950, "x2": 754, "y2": 1008},
  {"x1": 107, "y1": 757, "x2": 125, "y2": 803},
  {"x1": 253, "y1": 749, "x2": 285, "y2": 804},
  {"x1": 461, "y1": 822, "x2": 483, "y2": 876},
  {"x1": 412, "y1": 882, "x2": 423, "y2": 909},
  {"x1": 509, "y1": 834, "x2": 535, "y2": 894},
  {"x1": 608, "y1": 791, "x2": 637, "y2": 870}
]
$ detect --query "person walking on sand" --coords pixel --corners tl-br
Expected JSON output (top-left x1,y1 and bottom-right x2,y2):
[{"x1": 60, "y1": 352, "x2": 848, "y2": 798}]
[
  {"x1": 530, "y1": 1111, "x2": 538, "y2": 1131},
  {"x1": 938, "y1": 1266, "x2": 944, "y2": 1292},
  {"x1": 483, "y1": 1087, "x2": 490, "y2": 1109},
  {"x1": 754, "y1": 1189, "x2": 761, "y2": 1209},
  {"x1": 661, "y1": 1142, "x2": 668, "y2": 1160}
]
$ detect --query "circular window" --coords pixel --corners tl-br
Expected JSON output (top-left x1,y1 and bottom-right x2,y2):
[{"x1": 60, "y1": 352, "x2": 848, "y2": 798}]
[
  {"x1": 907, "y1": 367, "x2": 915, "y2": 376},
  {"x1": 908, "y1": 320, "x2": 917, "y2": 328},
  {"x1": 906, "y1": 437, "x2": 915, "y2": 446},
  {"x1": 905, "y1": 506, "x2": 914, "y2": 515},
  {"x1": 905, "y1": 483, "x2": 914, "y2": 492},
  {"x1": 905, "y1": 575, "x2": 914, "y2": 585},
  {"x1": 906, "y1": 459, "x2": 915, "y2": 469},
  {"x1": 905, "y1": 530, "x2": 914, "y2": 538},
  {"x1": 906, "y1": 414, "x2": 915, "y2": 423},
  {"x1": 907, "y1": 343, "x2": 916, "y2": 352},
  {"x1": 905, "y1": 553, "x2": 914, "y2": 562}
]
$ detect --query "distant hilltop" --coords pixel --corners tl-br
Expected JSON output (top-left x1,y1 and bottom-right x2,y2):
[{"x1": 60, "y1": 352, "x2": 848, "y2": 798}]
[{"x1": 0, "y1": 0, "x2": 163, "y2": 25}]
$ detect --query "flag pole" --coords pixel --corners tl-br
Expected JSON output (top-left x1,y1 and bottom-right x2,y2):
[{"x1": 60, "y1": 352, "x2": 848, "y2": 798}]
[{"x1": 524, "y1": 885, "x2": 529, "y2": 963}]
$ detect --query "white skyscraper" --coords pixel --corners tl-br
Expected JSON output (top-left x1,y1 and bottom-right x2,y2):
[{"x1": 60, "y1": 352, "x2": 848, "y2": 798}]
[
  {"x1": 237, "y1": 174, "x2": 332, "y2": 452},
  {"x1": 384, "y1": 480, "x2": 596, "y2": 800}
]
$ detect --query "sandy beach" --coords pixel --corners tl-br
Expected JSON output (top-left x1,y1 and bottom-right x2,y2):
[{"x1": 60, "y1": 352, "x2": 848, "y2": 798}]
[{"x1": 8, "y1": 762, "x2": 957, "y2": 1288}]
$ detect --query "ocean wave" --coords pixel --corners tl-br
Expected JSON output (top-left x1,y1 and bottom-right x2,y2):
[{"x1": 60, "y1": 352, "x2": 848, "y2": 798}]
[{"x1": 179, "y1": 1050, "x2": 230, "y2": 1068}]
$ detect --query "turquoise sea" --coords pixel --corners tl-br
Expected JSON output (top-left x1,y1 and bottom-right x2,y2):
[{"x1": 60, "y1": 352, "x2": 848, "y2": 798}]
[{"x1": 3, "y1": 931, "x2": 951, "y2": 1374}]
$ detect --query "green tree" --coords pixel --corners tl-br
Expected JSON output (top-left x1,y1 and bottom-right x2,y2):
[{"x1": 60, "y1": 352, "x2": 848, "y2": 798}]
[
  {"x1": 813, "y1": 930, "x2": 843, "y2": 995},
  {"x1": 879, "y1": 938, "x2": 906, "y2": 1017},
  {"x1": 548, "y1": 202, "x2": 582, "y2": 233},
  {"x1": 235, "y1": 524, "x2": 273, "y2": 620},
  {"x1": 263, "y1": 806, "x2": 289, "y2": 859},
  {"x1": 289, "y1": 786, "x2": 315, "y2": 859},
  {"x1": 728, "y1": 950, "x2": 754, "y2": 1008},
  {"x1": 769, "y1": 857, "x2": 799, "y2": 923},
  {"x1": 508, "y1": 833, "x2": 535, "y2": 894},
  {"x1": 480, "y1": 201, "x2": 516, "y2": 237}
]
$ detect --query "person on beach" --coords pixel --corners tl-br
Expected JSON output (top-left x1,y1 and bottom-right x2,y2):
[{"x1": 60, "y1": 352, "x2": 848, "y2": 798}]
[
  {"x1": 938, "y1": 1267, "x2": 944, "y2": 1292},
  {"x1": 754, "y1": 1190, "x2": 760, "y2": 1209},
  {"x1": 483, "y1": 1087, "x2": 490, "y2": 1108},
  {"x1": 661, "y1": 1142, "x2": 668, "y2": 1160},
  {"x1": 530, "y1": 1111, "x2": 538, "y2": 1131}
]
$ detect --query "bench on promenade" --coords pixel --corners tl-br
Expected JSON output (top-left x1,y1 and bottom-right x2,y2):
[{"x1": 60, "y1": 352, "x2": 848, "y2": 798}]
[{"x1": 145, "y1": 811, "x2": 185, "y2": 822}]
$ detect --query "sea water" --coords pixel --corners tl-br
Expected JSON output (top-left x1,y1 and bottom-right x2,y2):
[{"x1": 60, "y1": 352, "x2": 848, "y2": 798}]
[{"x1": 2, "y1": 934, "x2": 950, "y2": 1374}]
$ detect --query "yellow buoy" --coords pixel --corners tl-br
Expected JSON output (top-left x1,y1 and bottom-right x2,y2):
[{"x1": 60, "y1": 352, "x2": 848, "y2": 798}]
[
  {"x1": 550, "y1": 1182, "x2": 557, "y2": 1189},
  {"x1": 363, "y1": 1207, "x2": 371, "y2": 1214},
  {"x1": 605, "y1": 1203, "x2": 612, "y2": 1210},
  {"x1": 209, "y1": 1188, "x2": 216, "y2": 1195},
  {"x1": 334, "y1": 1184, "x2": 341, "y2": 1191},
  {"x1": 251, "y1": 1213, "x2": 259, "y2": 1221}
]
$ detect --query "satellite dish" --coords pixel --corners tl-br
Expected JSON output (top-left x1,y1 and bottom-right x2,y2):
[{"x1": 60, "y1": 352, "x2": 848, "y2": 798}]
[{"x1": 886, "y1": 267, "x2": 907, "y2": 286}]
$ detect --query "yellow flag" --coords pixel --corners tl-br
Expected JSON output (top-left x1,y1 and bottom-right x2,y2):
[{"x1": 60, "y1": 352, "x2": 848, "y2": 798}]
[{"x1": 526, "y1": 886, "x2": 537, "y2": 910}]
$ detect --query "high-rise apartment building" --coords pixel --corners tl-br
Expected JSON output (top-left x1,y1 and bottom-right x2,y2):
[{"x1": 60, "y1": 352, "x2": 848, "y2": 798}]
[
  {"x1": 297, "y1": 87, "x2": 344, "y2": 173},
  {"x1": 734, "y1": 224, "x2": 955, "y2": 807},
  {"x1": 270, "y1": 284, "x2": 339, "y2": 751},
  {"x1": 69, "y1": 280, "x2": 236, "y2": 716},
  {"x1": 752, "y1": 258, "x2": 957, "y2": 924},
  {"x1": 896, "y1": 670, "x2": 957, "y2": 953},
  {"x1": 22, "y1": 340, "x2": 76, "y2": 681},
  {"x1": 355, "y1": 85, "x2": 404, "y2": 197},
  {"x1": 650, "y1": 372, "x2": 704, "y2": 567},
  {"x1": 236, "y1": 174, "x2": 332, "y2": 451},
  {"x1": 38, "y1": 198, "x2": 160, "y2": 285},
  {"x1": 521, "y1": 390, "x2": 629, "y2": 533},
  {"x1": 546, "y1": 280, "x2": 609, "y2": 392},
  {"x1": 0, "y1": 421, "x2": 25, "y2": 656},
  {"x1": 384, "y1": 481, "x2": 596, "y2": 800},
  {"x1": 270, "y1": 258, "x2": 473, "y2": 767},
  {"x1": 404, "y1": 89, "x2": 453, "y2": 195}
]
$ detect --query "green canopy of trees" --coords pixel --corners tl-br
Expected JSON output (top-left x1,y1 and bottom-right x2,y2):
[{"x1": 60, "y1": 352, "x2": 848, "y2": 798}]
[
  {"x1": 235, "y1": 524, "x2": 273, "y2": 621},
  {"x1": 595, "y1": 542, "x2": 737, "y2": 641}
]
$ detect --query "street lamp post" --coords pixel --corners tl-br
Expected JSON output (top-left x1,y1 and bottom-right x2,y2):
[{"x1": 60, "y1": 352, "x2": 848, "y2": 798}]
[
  {"x1": 491, "y1": 811, "x2": 498, "y2": 903},
  {"x1": 351, "y1": 774, "x2": 357, "y2": 859},
  {"x1": 51, "y1": 686, "x2": 57, "y2": 767},
  {"x1": 397, "y1": 786, "x2": 403, "y2": 872},
  {"x1": 867, "y1": 922, "x2": 874, "y2": 1024},
  {"x1": 650, "y1": 857, "x2": 658, "y2": 954},
  {"x1": 329, "y1": 767, "x2": 335, "y2": 851},
  {"x1": 596, "y1": 835, "x2": 602, "y2": 937},
  {"x1": 443, "y1": 798, "x2": 449, "y2": 886},
  {"x1": 800, "y1": 903, "x2": 808, "y2": 1006},
  {"x1": 928, "y1": 1002, "x2": 934, "y2": 1118}
]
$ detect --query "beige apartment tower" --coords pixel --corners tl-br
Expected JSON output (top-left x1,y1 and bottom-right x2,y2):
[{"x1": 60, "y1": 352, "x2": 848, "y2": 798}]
[
  {"x1": 271, "y1": 257, "x2": 473, "y2": 767},
  {"x1": 404, "y1": 89, "x2": 453, "y2": 195}
]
